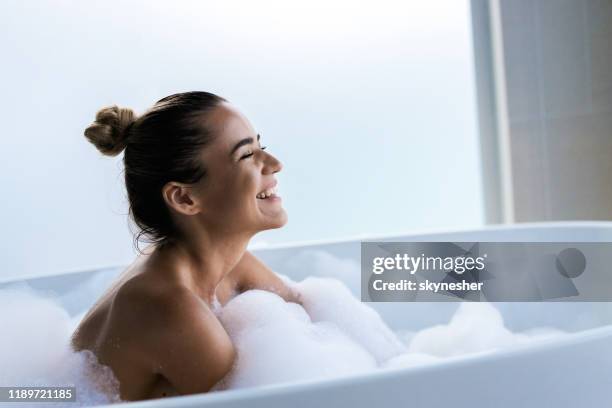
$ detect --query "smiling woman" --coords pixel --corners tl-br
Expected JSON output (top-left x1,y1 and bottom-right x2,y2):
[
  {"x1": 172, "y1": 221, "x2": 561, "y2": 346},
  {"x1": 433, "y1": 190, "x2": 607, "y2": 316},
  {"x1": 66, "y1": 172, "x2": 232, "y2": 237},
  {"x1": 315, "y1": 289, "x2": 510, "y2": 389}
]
[{"x1": 71, "y1": 91, "x2": 301, "y2": 402}]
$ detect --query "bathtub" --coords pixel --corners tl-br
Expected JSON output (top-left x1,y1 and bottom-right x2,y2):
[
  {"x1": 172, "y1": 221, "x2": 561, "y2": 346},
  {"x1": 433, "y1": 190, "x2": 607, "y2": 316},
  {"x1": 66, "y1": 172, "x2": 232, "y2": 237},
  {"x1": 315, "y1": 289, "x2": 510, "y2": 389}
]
[{"x1": 3, "y1": 221, "x2": 612, "y2": 408}]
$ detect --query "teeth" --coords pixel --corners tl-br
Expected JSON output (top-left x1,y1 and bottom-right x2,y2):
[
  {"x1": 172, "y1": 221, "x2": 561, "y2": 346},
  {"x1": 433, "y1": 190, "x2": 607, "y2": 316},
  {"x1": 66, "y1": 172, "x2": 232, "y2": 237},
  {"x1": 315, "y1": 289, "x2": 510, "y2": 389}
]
[{"x1": 257, "y1": 186, "x2": 278, "y2": 199}]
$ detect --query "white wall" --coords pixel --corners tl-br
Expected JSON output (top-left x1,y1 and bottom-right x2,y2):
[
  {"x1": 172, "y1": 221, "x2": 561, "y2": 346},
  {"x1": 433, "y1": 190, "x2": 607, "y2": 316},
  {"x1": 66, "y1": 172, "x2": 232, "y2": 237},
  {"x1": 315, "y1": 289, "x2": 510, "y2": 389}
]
[{"x1": 0, "y1": 0, "x2": 483, "y2": 280}]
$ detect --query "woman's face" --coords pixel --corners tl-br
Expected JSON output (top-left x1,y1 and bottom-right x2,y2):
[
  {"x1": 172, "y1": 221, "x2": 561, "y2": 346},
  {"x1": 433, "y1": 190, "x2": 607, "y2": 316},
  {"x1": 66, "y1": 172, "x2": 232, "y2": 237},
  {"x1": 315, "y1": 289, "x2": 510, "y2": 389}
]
[{"x1": 190, "y1": 102, "x2": 287, "y2": 236}]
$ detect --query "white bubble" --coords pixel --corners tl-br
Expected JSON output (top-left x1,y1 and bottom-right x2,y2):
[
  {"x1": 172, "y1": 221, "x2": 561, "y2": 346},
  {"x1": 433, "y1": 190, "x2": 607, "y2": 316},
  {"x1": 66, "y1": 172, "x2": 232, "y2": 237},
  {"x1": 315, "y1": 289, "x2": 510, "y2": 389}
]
[
  {"x1": 408, "y1": 302, "x2": 567, "y2": 358},
  {"x1": 382, "y1": 353, "x2": 442, "y2": 370},
  {"x1": 290, "y1": 277, "x2": 407, "y2": 363},
  {"x1": 0, "y1": 285, "x2": 123, "y2": 407},
  {"x1": 214, "y1": 277, "x2": 565, "y2": 391},
  {"x1": 217, "y1": 289, "x2": 376, "y2": 389}
]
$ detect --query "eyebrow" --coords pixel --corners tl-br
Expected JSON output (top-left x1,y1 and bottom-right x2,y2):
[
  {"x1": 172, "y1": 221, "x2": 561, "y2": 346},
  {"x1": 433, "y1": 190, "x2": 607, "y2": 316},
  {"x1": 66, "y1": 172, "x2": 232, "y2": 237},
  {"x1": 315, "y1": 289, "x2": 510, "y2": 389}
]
[{"x1": 230, "y1": 133, "x2": 260, "y2": 156}]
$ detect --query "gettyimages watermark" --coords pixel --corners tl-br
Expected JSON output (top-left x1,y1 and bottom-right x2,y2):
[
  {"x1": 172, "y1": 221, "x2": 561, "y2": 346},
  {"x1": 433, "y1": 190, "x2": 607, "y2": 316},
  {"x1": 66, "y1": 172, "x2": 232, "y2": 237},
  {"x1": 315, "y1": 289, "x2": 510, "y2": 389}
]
[{"x1": 361, "y1": 242, "x2": 612, "y2": 302}]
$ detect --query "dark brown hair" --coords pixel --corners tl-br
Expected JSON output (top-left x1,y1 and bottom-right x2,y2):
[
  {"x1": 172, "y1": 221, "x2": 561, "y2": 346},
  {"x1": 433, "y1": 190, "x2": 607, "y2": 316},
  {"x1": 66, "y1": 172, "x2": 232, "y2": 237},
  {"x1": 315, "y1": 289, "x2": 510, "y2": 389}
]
[{"x1": 84, "y1": 91, "x2": 227, "y2": 252}]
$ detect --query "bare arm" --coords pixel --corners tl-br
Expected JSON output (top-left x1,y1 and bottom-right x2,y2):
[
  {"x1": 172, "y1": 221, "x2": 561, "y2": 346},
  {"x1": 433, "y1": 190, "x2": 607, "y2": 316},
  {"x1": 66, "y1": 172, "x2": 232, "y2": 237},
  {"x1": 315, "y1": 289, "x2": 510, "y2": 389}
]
[
  {"x1": 139, "y1": 289, "x2": 236, "y2": 396},
  {"x1": 232, "y1": 251, "x2": 302, "y2": 305}
]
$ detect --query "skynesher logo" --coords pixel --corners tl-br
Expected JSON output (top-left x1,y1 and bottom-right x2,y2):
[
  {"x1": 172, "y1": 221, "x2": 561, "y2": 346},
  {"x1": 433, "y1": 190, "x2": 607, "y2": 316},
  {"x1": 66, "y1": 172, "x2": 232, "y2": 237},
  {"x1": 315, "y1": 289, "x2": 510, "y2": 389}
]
[{"x1": 372, "y1": 253, "x2": 487, "y2": 275}]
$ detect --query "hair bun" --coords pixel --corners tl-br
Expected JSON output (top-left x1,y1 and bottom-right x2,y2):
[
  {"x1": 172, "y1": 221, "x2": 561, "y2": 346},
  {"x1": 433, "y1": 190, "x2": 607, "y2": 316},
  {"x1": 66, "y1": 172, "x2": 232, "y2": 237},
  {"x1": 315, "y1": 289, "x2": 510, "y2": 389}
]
[{"x1": 84, "y1": 105, "x2": 136, "y2": 156}]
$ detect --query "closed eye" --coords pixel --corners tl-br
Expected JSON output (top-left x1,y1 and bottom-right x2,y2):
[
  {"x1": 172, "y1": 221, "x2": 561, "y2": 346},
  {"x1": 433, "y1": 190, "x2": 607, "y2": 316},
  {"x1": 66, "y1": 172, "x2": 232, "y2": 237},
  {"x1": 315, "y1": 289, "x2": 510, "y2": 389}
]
[
  {"x1": 240, "y1": 145, "x2": 267, "y2": 160},
  {"x1": 240, "y1": 151, "x2": 254, "y2": 160}
]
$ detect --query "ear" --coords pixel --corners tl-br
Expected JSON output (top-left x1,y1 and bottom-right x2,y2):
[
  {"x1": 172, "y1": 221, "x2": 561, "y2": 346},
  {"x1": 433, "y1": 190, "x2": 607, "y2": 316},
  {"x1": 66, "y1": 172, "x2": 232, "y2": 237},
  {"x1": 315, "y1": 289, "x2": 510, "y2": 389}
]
[{"x1": 162, "y1": 181, "x2": 201, "y2": 216}]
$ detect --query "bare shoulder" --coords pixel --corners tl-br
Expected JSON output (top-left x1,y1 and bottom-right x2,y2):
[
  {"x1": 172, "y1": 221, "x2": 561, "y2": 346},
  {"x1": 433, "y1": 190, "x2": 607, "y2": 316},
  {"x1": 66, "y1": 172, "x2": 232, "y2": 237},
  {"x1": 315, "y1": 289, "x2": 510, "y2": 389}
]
[{"x1": 113, "y1": 279, "x2": 236, "y2": 395}]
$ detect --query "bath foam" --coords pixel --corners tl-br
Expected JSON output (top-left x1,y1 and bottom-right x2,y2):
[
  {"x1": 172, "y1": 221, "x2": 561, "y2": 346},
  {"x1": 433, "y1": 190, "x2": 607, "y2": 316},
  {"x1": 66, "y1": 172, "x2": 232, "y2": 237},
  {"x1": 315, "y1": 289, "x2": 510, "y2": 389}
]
[
  {"x1": 0, "y1": 274, "x2": 567, "y2": 404},
  {"x1": 407, "y1": 301, "x2": 565, "y2": 358},
  {"x1": 0, "y1": 285, "x2": 122, "y2": 407},
  {"x1": 216, "y1": 289, "x2": 377, "y2": 390},
  {"x1": 288, "y1": 276, "x2": 407, "y2": 363},
  {"x1": 214, "y1": 276, "x2": 566, "y2": 389}
]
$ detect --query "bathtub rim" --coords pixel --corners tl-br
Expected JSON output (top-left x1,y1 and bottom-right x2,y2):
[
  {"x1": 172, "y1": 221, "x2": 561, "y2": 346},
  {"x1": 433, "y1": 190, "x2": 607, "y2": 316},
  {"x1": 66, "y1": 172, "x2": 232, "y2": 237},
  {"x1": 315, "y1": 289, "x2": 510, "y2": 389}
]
[
  {"x1": 247, "y1": 220, "x2": 612, "y2": 250},
  {"x1": 4, "y1": 220, "x2": 612, "y2": 285}
]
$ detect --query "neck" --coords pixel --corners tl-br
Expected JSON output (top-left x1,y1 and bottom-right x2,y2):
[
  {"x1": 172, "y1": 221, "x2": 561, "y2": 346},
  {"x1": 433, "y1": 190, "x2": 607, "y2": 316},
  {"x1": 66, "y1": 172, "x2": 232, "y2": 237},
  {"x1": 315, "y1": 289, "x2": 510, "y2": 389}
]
[{"x1": 156, "y1": 228, "x2": 252, "y2": 305}]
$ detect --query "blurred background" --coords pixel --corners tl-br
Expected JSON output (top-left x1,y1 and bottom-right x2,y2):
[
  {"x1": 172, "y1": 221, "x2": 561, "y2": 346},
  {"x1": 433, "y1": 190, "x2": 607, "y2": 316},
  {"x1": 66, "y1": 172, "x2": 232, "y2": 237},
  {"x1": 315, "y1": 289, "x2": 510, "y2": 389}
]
[{"x1": 1, "y1": 0, "x2": 610, "y2": 280}]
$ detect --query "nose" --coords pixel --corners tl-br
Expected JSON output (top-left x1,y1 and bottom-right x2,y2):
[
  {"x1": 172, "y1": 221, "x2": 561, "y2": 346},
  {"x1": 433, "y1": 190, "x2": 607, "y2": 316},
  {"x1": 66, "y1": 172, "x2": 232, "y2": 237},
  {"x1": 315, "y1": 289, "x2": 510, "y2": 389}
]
[{"x1": 262, "y1": 151, "x2": 283, "y2": 175}]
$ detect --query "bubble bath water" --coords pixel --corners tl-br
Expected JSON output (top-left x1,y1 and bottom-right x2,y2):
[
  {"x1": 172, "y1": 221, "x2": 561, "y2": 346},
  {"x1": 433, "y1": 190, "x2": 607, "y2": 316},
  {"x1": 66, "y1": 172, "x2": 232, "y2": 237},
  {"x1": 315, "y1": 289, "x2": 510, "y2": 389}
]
[
  {"x1": 0, "y1": 273, "x2": 565, "y2": 406},
  {"x1": 212, "y1": 276, "x2": 564, "y2": 390}
]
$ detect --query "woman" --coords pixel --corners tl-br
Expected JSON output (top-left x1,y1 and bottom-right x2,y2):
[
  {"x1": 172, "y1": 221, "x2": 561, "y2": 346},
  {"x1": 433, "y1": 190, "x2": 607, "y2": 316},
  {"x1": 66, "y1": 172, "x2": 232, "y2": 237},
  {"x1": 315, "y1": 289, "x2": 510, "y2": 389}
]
[{"x1": 71, "y1": 91, "x2": 301, "y2": 401}]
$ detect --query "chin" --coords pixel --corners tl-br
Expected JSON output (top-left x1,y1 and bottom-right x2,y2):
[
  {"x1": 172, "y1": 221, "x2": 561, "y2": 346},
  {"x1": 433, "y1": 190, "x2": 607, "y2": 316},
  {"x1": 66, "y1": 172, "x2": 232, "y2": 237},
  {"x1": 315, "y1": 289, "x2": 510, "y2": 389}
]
[{"x1": 262, "y1": 210, "x2": 288, "y2": 230}]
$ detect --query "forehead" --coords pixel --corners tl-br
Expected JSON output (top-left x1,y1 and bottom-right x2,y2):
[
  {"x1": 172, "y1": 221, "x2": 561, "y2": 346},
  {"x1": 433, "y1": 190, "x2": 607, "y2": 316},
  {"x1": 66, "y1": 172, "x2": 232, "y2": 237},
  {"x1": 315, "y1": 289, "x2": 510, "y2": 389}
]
[{"x1": 204, "y1": 102, "x2": 256, "y2": 151}]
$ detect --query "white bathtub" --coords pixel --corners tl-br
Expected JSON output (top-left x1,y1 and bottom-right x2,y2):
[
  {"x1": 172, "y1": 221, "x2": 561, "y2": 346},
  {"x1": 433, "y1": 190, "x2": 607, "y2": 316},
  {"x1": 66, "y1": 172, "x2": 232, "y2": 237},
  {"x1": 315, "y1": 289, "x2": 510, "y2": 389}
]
[{"x1": 4, "y1": 221, "x2": 612, "y2": 408}]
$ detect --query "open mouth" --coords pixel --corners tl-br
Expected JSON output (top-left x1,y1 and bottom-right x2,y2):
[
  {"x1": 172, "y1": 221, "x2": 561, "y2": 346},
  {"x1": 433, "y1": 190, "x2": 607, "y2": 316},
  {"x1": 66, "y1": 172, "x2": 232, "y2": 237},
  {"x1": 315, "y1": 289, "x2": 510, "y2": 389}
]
[{"x1": 256, "y1": 186, "x2": 279, "y2": 200}]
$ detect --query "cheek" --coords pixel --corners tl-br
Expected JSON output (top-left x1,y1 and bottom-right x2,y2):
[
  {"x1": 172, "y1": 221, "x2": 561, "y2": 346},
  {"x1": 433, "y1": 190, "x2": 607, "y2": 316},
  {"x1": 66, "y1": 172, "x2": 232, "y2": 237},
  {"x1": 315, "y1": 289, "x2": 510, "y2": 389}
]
[
  {"x1": 203, "y1": 166, "x2": 261, "y2": 216},
  {"x1": 221, "y1": 173, "x2": 259, "y2": 211},
  {"x1": 233, "y1": 167, "x2": 260, "y2": 196}
]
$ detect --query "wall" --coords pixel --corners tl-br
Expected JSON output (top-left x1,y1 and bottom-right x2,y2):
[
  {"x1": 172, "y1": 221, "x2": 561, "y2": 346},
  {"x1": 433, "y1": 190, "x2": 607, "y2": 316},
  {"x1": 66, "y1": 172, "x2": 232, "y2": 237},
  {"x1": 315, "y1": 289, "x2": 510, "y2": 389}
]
[{"x1": 0, "y1": 0, "x2": 483, "y2": 280}]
